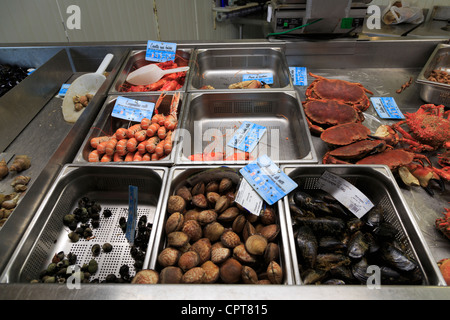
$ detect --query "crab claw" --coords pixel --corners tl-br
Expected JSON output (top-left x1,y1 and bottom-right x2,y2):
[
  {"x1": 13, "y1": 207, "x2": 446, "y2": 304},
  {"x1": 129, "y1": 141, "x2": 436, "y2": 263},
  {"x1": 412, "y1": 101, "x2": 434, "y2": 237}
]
[{"x1": 405, "y1": 163, "x2": 445, "y2": 196}]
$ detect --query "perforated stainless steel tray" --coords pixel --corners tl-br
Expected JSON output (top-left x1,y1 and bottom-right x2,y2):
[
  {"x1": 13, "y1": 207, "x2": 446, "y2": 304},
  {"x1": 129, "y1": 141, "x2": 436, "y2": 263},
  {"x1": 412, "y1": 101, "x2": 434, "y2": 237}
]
[
  {"x1": 281, "y1": 164, "x2": 446, "y2": 286},
  {"x1": 149, "y1": 166, "x2": 295, "y2": 285},
  {"x1": 0, "y1": 164, "x2": 168, "y2": 283},
  {"x1": 109, "y1": 49, "x2": 192, "y2": 95},
  {"x1": 187, "y1": 47, "x2": 293, "y2": 91},
  {"x1": 175, "y1": 91, "x2": 317, "y2": 165},
  {"x1": 73, "y1": 93, "x2": 186, "y2": 166}
]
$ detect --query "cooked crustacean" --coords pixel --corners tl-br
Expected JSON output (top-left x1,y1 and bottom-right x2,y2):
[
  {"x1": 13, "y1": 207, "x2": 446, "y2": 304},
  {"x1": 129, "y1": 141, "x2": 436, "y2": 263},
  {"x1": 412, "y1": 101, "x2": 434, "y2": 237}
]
[{"x1": 289, "y1": 188, "x2": 424, "y2": 285}]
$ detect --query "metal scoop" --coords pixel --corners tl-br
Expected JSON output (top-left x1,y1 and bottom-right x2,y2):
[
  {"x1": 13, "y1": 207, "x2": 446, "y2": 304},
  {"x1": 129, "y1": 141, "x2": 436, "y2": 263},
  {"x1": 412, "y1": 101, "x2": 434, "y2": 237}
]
[{"x1": 126, "y1": 63, "x2": 189, "y2": 85}]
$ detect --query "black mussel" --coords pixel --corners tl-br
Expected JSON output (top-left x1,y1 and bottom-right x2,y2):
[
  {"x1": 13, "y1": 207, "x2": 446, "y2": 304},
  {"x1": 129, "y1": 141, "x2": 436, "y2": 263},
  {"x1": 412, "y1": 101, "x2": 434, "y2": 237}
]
[
  {"x1": 318, "y1": 236, "x2": 347, "y2": 253},
  {"x1": 297, "y1": 216, "x2": 345, "y2": 236},
  {"x1": 373, "y1": 222, "x2": 398, "y2": 240},
  {"x1": 293, "y1": 191, "x2": 332, "y2": 215},
  {"x1": 323, "y1": 279, "x2": 346, "y2": 285},
  {"x1": 293, "y1": 190, "x2": 313, "y2": 208},
  {"x1": 364, "y1": 206, "x2": 384, "y2": 229},
  {"x1": 347, "y1": 231, "x2": 370, "y2": 259},
  {"x1": 316, "y1": 253, "x2": 351, "y2": 271},
  {"x1": 289, "y1": 204, "x2": 313, "y2": 220},
  {"x1": 365, "y1": 233, "x2": 380, "y2": 254},
  {"x1": 347, "y1": 218, "x2": 364, "y2": 233},
  {"x1": 379, "y1": 243, "x2": 418, "y2": 272},
  {"x1": 380, "y1": 265, "x2": 403, "y2": 284},
  {"x1": 296, "y1": 225, "x2": 318, "y2": 269},
  {"x1": 351, "y1": 257, "x2": 371, "y2": 284},
  {"x1": 103, "y1": 209, "x2": 112, "y2": 218},
  {"x1": 329, "y1": 265, "x2": 356, "y2": 284},
  {"x1": 302, "y1": 268, "x2": 327, "y2": 285}
]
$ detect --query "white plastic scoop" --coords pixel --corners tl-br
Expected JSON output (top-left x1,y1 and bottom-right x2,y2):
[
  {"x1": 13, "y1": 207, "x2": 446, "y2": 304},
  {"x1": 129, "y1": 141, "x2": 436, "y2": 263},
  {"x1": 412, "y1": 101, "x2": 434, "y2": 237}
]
[
  {"x1": 62, "y1": 53, "x2": 114, "y2": 123},
  {"x1": 126, "y1": 64, "x2": 189, "y2": 85}
]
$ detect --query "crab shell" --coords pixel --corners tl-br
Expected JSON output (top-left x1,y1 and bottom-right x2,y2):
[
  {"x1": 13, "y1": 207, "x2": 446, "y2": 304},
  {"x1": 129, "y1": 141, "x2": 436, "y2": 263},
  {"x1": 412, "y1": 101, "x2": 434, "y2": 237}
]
[
  {"x1": 322, "y1": 139, "x2": 387, "y2": 164},
  {"x1": 356, "y1": 149, "x2": 429, "y2": 170},
  {"x1": 320, "y1": 123, "x2": 371, "y2": 147},
  {"x1": 303, "y1": 99, "x2": 364, "y2": 135},
  {"x1": 305, "y1": 73, "x2": 373, "y2": 112},
  {"x1": 436, "y1": 209, "x2": 450, "y2": 242},
  {"x1": 438, "y1": 258, "x2": 450, "y2": 285}
]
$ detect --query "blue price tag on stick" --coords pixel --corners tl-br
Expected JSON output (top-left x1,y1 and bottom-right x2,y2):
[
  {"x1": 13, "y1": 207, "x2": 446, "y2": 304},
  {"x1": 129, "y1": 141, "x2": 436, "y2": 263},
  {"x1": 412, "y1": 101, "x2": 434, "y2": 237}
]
[
  {"x1": 370, "y1": 97, "x2": 405, "y2": 119},
  {"x1": 240, "y1": 155, "x2": 298, "y2": 205},
  {"x1": 289, "y1": 67, "x2": 308, "y2": 86},
  {"x1": 111, "y1": 96, "x2": 156, "y2": 122},
  {"x1": 125, "y1": 185, "x2": 138, "y2": 244},
  {"x1": 145, "y1": 40, "x2": 177, "y2": 63}
]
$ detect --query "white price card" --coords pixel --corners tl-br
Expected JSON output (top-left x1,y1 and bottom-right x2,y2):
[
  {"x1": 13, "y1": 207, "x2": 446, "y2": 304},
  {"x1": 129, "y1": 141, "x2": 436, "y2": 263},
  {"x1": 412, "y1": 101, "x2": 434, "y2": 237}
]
[
  {"x1": 242, "y1": 73, "x2": 274, "y2": 84},
  {"x1": 316, "y1": 171, "x2": 374, "y2": 219},
  {"x1": 235, "y1": 178, "x2": 264, "y2": 216},
  {"x1": 111, "y1": 96, "x2": 155, "y2": 122}
]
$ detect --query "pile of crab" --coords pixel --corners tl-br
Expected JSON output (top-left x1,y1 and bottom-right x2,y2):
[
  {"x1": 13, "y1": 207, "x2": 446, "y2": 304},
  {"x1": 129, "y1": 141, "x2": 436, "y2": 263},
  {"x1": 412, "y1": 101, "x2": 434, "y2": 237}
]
[{"x1": 320, "y1": 104, "x2": 450, "y2": 196}]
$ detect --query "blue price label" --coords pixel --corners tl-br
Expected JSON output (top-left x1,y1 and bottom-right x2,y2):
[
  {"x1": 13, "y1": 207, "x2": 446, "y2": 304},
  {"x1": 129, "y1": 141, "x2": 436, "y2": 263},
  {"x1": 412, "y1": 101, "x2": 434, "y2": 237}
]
[
  {"x1": 111, "y1": 96, "x2": 156, "y2": 122},
  {"x1": 289, "y1": 67, "x2": 308, "y2": 86},
  {"x1": 370, "y1": 97, "x2": 405, "y2": 119},
  {"x1": 58, "y1": 83, "x2": 71, "y2": 97},
  {"x1": 227, "y1": 121, "x2": 267, "y2": 153},
  {"x1": 145, "y1": 40, "x2": 177, "y2": 62},
  {"x1": 240, "y1": 155, "x2": 298, "y2": 205},
  {"x1": 126, "y1": 185, "x2": 138, "y2": 244},
  {"x1": 242, "y1": 73, "x2": 274, "y2": 84}
]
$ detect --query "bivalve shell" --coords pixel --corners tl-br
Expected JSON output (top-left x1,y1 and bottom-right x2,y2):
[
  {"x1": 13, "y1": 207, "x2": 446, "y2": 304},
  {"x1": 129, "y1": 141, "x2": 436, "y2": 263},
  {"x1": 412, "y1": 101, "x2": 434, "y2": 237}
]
[
  {"x1": 203, "y1": 221, "x2": 225, "y2": 242},
  {"x1": 233, "y1": 244, "x2": 256, "y2": 264},
  {"x1": 167, "y1": 195, "x2": 186, "y2": 214},
  {"x1": 206, "y1": 192, "x2": 220, "y2": 205},
  {"x1": 176, "y1": 186, "x2": 192, "y2": 202},
  {"x1": 198, "y1": 210, "x2": 217, "y2": 226},
  {"x1": 190, "y1": 238, "x2": 212, "y2": 264},
  {"x1": 215, "y1": 195, "x2": 230, "y2": 213},
  {"x1": 191, "y1": 181, "x2": 205, "y2": 195},
  {"x1": 184, "y1": 209, "x2": 200, "y2": 221},
  {"x1": 219, "y1": 177, "x2": 233, "y2": 193},
  {"x1": 232, "y1": 214, "x2": 246, "y2": 233},
  {"x1": 267, "y1": 261, "x2": 283, "y2": 284},
  {"x1": 165, "y1": 212, "x2": 184, "y2": 234},
  {"x1": 178, "y1": 250, "x2": 200, "y2": 272},
  {"x1": 181, "y1": 267, "x2": 205, "y2": 284},
  {"x1": 219, "y1": 258, "x2": 242, "y2": 284},
  {"x1": 131, "y1": 269, "x2": 159, "y2": 284},
  {"x1": 260, "y1": 207, "x2": 277, "y2": 225},
  {"x1": 201, "y1": 261, "x2": 220, "y2": 284},
  {"x1": 260, "y1": 224, "x2": 280, "y2": 242},
  {"x1": 241, "y1": 265, "x2": 258, "y2": 284},
  {"x1": 192, "y1": 193, "x2": 208, "y2": 209},
  {"x1": 159, "y1": 266, "x2": 183, "y2": 284},
  {"x1": 264, "y1": 242, "x2": 280, "y2": 264},
  {"x1": 211, "y1": 247, "x2": 231, "y2": 264},
  {"x1": 245, "y1": 234, "x2": 268, "y2": 255},
  {"x1": 221, "y1": 230, "x2": 241, "y2": 248},
  {"x1": 206, "y1": 180, "x2": 219, "y2": 193},
  {"x1": 218, "y1": 207, "x2": 239, "y2": 222},
  {"x1": 167, "y1": 231, "x2": 190, "y2": 248},
  {"x1": 242, "y1": 221, "x2": 256, "y2": 242},
  {"x1": 181, "y1": 220, "x2": 202, "y2": 242},
  {"x1": 158, "y1": 247, "x2": 181, "y2": 267}
]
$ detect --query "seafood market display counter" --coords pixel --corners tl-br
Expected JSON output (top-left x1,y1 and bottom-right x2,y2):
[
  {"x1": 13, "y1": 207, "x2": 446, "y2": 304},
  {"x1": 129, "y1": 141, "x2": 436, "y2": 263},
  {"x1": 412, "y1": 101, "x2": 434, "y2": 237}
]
[{"x1": 0, "y1": 38, "x2": 450, "y2": 300}]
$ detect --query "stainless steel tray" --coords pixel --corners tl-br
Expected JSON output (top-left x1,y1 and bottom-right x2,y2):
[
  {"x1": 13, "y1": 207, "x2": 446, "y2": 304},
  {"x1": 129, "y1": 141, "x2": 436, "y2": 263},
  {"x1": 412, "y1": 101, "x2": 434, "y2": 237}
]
[
  {"x1": 416, "y1": 43, "x2": 450, "y2": 106},
  {"x1": 282, "y1": 164, "x2": 446, "y2": 286},
  {"x1": 187, "y1": 47, "x2": 293, "y2": 91},
  {"x1": 109, "y1": 49, "x2": 192, "y2": 95},
  {"x1": 149, "y1": 166, "x2": 295, "y2": 285},
  {"x1": 175, "y1": 91, "x2": 317, "y2": 165},
  {"x1": 0, "y1": 164, "x2": 168, "y2": 283},
  {"x1": 73, "y1": 93, "x2": 186, "y2": 166}
]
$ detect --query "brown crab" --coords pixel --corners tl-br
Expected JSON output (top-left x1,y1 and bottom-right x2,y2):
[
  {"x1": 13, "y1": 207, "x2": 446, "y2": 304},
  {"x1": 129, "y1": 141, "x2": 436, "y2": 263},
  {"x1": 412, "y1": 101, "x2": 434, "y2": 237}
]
[
  {"x1": 303, "y1": 99, "x2": 365, "y2": 135},
  {"x1": 320, "y1": 123, "x2": 371, "y2": 147},
  {"x1": 322, "y1": 139, "x2": 388, "y2": 164},
  {"x1": 305, "y1": 72, "x2": 373, "y2": 112}
]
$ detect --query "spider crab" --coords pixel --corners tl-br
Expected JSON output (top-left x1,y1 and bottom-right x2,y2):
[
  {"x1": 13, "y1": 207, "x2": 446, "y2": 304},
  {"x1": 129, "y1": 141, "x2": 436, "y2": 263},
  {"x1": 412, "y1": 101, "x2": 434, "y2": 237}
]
[
  {"x1": 303, "y1": 99, "x2": 365, "y2": 135},
  {"x1": 305, "y1": 73, "x2": 374, "y2": 112}
]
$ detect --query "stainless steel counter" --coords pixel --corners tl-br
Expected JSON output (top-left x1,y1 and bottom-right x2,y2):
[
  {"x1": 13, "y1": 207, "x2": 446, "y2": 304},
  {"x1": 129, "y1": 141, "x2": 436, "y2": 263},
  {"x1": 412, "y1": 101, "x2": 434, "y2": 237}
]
[{"x1": 1, "y1": 38, "x2": 450, "y2": 300}]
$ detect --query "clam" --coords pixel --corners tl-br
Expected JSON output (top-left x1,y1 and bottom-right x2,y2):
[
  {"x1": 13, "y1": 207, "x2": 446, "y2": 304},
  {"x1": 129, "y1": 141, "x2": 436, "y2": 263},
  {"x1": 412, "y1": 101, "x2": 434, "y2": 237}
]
[
  {"x1": 206, "y1": 192, "x2": 220, "y2": 205},
  {"x1": 219, "y1": 177, "x2": 233, "y2": 193},
  {"x1": 232, "y1": 214, "x2": 246, "y2": 233},
  {"x1": 201, "y1": 261, "x2": 220, "y2": 284},
  {"x1": 211, "y1": 247, "x2": 231, "y2": 264},
  {"x1": 190, "y1": 238, "x2": 212, "y2": 264},
  {"x1": 241, "y1": 265, "x2": 258, "y2": 284},
  {"x1": 245, "y1": 234, "x2": 267, "y2": 256},
  {"x1": 178, "y1": 250, "x2": 200, "y2": 272},
  {"x1": 260, "y1": 207, "x2": 277, "y2": 225},
  {"x1": 175, "y1": 186, "x2": 192, "y2": 202},
  {"x1": 181, "y1": 220, "x2": 202, "y2": 243},
  {"x1": 167, "y1": 195, "x2": 186, "y2": 214},
  {"x1": 221, "y1": 230, "x2": 241, "y2": 248},
  {"x1": 159, "y1": 266, "x2": 183, "y2": 284},
  {"x1": 267, "y1": 261, "x2": 283, "y2": 284},
  {"x1": 198, "y1": 210, "x2": 217, "y2": 226},
  {"x1": 165, "y1": 212, "x2": 184, "y2": 234},
  {"x1": 233, "y1": 244, "x2": 256, "y2": 264},
  {"x1": 215, "y1": 195, "x2": 230, "y2": 213},
  {"x1": 167, "y1": 231, "x2": 190, "y2": 248},
  {"x1": 203, "y1": 221, "x2": 225, "y2": 242},
  {"x1": 191, "y1": 182, "x2": 205, "y2": 195},
  {"x1": 242, "y1": 221, "x2": 256, "y2": 242},
  {"x1": 264, "y1": 242, "x2": 280, "y2": 264},
  {"x1": 185, "y1": 209, "x2": 200, "y2": 221},
  {"x1": 158, "y1": 247, "x2": 181, "y2": 267},
  {"x1": 218, "y1": 207, "x2": 239, "y2": 223},
  {"x1": 192, "y1": 194, "x2": 208, "y2": 209},
  {"x1": 206, "y1": 181, "x2": 219, "y2": 193},
  {"x1": 219, "y1": 258, "x2": 242, "y2": 283},
  {"x1": 131, "y1": 269, "x2": 159, "y2": 284},
  {"x1": 181, "y1": 267, "x2": 205, "y2": 284},
  {"x1": 260, "y1": 224, "x2": 280, "y2": 242}
]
